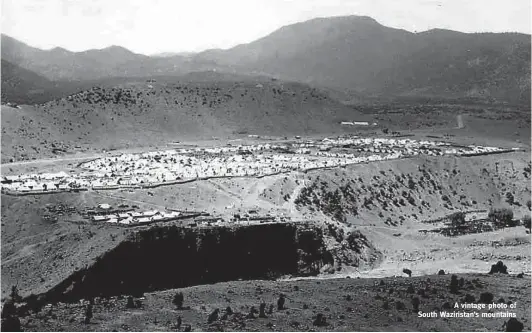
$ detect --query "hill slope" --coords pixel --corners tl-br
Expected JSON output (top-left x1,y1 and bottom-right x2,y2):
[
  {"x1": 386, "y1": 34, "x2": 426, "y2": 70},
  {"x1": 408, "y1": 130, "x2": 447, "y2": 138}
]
[
  {"x1": 0, "y1": 34, "x2": 226, "y2": 81},
  {"x1": 1, "y1": 78, "x2": 368, "y2": 162},
  {"x1": 196, "y1": 16, "x2": 531, "y2": 104},
  {"x1": 1, "y1": 60, "x2": 54, "y2": 104}
]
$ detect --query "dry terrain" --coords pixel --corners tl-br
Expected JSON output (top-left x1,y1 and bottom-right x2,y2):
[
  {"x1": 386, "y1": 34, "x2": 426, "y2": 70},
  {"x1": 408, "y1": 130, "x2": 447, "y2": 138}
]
[
  {"x1": 1, "y1": 79, "x2": 531, "y2": 332},
  {"x1": 14, "y1": 273, "x2": 532, "y2": 332}
]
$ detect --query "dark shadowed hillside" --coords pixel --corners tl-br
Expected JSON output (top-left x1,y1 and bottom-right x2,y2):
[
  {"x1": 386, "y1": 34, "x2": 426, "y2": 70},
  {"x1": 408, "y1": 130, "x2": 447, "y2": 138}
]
[
  {"x1": 1, "y1": 60, "x2": 54, "y2": 103},
  {"x1": 1, "y1": 77, "x2": 369, "y2": 162},
  {"x1": 196, "y1": 16, "x2": 531, "y2": 105}
]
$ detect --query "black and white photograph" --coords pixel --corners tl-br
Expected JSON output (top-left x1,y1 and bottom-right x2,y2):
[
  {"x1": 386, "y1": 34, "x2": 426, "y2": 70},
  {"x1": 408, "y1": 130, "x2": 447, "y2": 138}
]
[{"x1": 1, "y1": 0, "x2": 531, "y2": 331}]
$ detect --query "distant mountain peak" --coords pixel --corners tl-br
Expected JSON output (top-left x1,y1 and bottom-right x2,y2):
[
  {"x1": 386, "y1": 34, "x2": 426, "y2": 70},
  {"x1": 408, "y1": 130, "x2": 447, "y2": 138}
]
[{"x1": 49, "y1": 46, "x2": 72, "y2": 53}]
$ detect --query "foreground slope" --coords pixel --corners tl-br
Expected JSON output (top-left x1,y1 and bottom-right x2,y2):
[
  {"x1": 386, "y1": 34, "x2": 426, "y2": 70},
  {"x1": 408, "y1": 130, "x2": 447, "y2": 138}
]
[{"x1": 15, "y1": 274, "x2": 532, "y2": 332}]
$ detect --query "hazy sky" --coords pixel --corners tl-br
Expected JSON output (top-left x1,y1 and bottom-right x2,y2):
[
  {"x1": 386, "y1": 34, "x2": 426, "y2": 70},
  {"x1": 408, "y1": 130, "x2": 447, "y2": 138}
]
[{"x1": 2, "y1": 0, "x2": 530, "y2": 55}]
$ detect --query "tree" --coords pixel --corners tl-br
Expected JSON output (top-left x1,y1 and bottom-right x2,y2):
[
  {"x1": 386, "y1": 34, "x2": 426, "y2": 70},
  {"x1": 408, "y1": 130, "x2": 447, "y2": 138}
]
[
  {"x1": 1, "y1": 299, "x2": 17, "y2": 319},
  {"x1": 172, "y1": 292, "x2": 184, "y2": 310},
  {"x1": 9, "y1": 286, "x2": 22, "y2": 303},
  {"x1": 450, "y1": 212, "x2": 466, "y2": 228},
  {"x1": 84, "y1": 303, "x2": 93, "y2": 324},
  {"x1": 488, "y1": 208, "x2": 514, "y2": 228},
  {"x1": 449, "y1": 275, "x2": 459, "y2": 294}
]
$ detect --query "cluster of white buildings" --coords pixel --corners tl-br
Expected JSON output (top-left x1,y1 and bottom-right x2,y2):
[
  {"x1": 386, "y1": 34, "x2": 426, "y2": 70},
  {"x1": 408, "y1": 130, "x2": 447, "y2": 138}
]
[
  {"x1": 92, "y1": 209, "x2": 181, "y2": 225},
  {"x1": 1, "y1": 137, "x2": 512, "y2": 194}
]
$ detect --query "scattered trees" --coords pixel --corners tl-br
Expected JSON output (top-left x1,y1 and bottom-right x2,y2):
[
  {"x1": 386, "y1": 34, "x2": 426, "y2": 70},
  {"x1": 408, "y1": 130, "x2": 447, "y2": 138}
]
[{"x1": 488, "y1": 208, "x2": 514, "y2": 228}]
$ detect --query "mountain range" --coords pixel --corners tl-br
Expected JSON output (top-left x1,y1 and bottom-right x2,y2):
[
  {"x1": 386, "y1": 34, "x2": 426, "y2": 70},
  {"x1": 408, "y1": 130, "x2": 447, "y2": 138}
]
[{"x1": 2, "y1": 15, "x2": 530, "y2": 105}]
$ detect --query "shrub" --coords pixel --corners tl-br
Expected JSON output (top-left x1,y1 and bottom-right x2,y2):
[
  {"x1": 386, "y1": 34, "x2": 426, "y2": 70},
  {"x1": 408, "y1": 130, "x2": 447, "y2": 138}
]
[
  {"x1": 505, "y1": 192, "x2": 515, "y2": 205},
  {"x1": 411, "y1": 297, "x2": 420, "y2": 312},
  {"x1": 126, "y1": 296, "x2": 136, "y2": 309},
  {"x1": 173, "y1": 292, "x2": 184, "y2": 309},
  {"x1": 505, "y1": 318, "x2": 524, "y2": 332},
  {"x1": 450, "y1": 275, "x2": 459, "y2": 294},
  {"x1": 84, "y1": 304, "x2": 93, "y2": 324},
  {"x1": 313, "y1": 313, "x2": 328, "y2": 326},
  {"x1": 479, "y1": 292, "x2": 494, "y2": 304},
  {"x1": 489, "y1": 261, "x2": 508, "y2": 274}
]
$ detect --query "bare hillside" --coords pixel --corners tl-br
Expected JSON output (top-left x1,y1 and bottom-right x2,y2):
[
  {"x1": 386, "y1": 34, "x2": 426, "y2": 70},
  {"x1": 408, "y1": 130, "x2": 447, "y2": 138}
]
[{"x1": 1, "y1": 79, "x2": 368, "y2": 162}]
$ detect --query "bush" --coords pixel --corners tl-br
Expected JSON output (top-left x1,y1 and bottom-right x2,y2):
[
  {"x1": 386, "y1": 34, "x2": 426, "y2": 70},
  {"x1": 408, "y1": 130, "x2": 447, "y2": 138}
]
[
  {"x1": 313, "y1": 313, "x2": 328, "y2": 327},
  {"x1": 489, "y1": 261, "x2": 508, "y2": 274},
  {"x1": 126, "y1": 296, "x2": 136, "y2": 309},
  {"x1": 479, "y1": 292, "x2": 494, "y2": 304},
  {"x1": 505, "y1": 318, "x2": 524, "y2": 332},
  {"x1": 488, "y1": 208, "x2": 513, "y2": 228}
]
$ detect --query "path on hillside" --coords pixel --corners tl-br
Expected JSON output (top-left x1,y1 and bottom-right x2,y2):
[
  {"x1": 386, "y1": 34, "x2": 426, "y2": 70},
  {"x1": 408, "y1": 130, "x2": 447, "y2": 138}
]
[
  {"x1": 1, "y1": 154, "x2": 101, "y2": 167},
  {"x1": 205, "y1": 179, "x2": 244, "y2": 201},
  {"x1": 90, "y1": 191, "x2": 172, "y2": 210}
]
